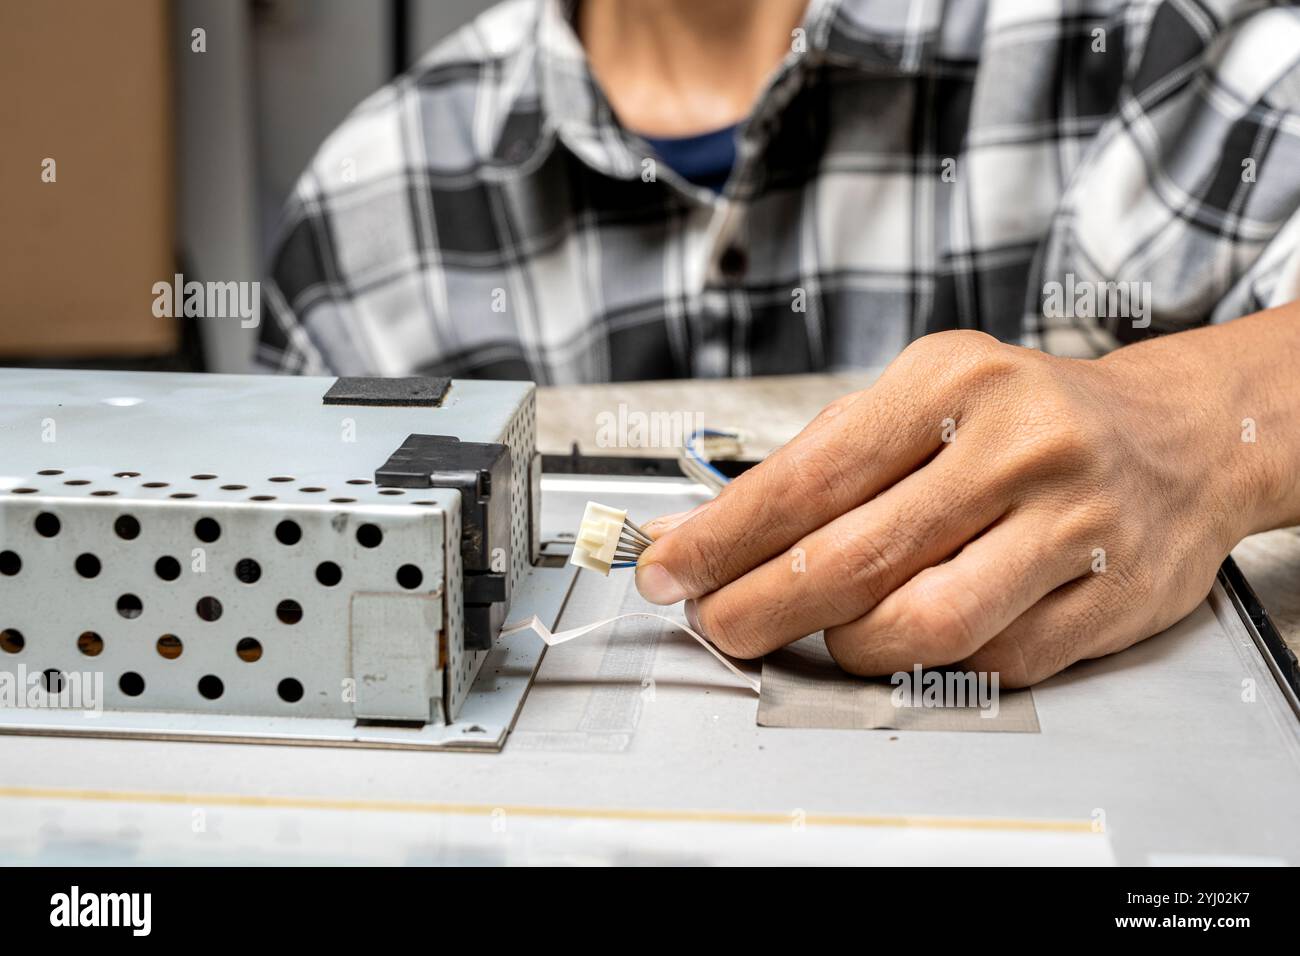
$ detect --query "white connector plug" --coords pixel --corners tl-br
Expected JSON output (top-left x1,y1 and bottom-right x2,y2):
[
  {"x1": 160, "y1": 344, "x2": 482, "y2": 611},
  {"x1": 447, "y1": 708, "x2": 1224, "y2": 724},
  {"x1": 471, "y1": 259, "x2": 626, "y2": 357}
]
[{"x1": 569, "y1": 501, "x2": 651, "y2": 575}]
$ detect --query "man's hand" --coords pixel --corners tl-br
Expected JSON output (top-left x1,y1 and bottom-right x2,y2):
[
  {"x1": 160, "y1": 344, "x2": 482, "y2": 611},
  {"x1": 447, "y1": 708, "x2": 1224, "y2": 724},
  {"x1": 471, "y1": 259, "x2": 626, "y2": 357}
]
[{"x1": 635, "y1": 322, "x2": 1297, "y2": 686}]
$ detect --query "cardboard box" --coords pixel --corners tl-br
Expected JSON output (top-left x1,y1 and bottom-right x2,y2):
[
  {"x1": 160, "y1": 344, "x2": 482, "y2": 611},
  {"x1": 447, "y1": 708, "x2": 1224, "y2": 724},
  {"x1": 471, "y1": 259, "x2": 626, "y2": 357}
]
[{"x1": 0, "y1": 0, "x2": 177, "y2": 356}]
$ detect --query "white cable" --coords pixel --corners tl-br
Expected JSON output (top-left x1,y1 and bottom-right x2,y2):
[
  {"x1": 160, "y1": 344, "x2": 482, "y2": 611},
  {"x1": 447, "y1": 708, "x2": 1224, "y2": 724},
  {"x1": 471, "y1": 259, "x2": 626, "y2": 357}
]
[{"x1": 501, "y1": 612, "x2": 760, "y2": 693}]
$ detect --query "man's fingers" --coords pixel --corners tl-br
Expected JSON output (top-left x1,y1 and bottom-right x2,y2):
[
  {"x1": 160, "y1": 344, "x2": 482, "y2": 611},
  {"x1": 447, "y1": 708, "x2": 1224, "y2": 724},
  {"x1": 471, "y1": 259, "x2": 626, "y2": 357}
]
[
  {"x1": 688, "y1": 447, "x2": 1008, "y2": 658},
  {"x1": 961, "y1": 555, "x2": 1200, "y2": 687},
  {"x1": 820, "y1": 510, "x2": 1098, "y2": 675},
  {"x1": 957, "y1": 576, "x2": 1119, "y2": 687},
  {"x1": 639, "y1": 502, "x2": 710, "y2": 539},
  {"x1": 637, "y1": 377, "x2": 955, "y2": 605}
]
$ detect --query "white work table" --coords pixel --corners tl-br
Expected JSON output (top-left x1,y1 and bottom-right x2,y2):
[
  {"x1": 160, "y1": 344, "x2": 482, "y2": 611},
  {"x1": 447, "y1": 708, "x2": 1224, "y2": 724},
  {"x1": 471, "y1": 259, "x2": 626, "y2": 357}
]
[{"x1": 1, "y1": 473, "x2": 1297, "y2": 865}]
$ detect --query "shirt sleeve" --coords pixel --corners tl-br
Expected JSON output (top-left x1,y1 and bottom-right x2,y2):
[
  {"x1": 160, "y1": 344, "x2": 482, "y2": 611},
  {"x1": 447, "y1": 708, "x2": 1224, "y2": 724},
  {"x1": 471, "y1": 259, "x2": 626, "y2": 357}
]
[
  {"x1": 253, "y1": 81, "x2": 417, "y2": 376},
  {"x1": 1040, "y1": 1, "x2": 1300, "y2": 350},
  {"x1": 255, "y1": 189, "x2": 335, "y2": 374}
]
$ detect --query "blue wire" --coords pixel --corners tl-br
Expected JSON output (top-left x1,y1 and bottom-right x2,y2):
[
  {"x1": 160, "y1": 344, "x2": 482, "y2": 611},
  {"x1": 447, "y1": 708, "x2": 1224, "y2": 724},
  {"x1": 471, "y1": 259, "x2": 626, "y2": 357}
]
[
  {"x1": 686, "y1": 428, "x2": 733, "y2": 486},
  {"x1": 610, "y1": 562, "x2": 637, "y2": 569}
]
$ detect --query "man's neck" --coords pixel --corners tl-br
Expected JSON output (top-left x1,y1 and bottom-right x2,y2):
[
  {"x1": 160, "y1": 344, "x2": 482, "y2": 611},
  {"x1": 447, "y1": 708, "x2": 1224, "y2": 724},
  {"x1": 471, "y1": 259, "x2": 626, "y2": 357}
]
[{"x1": 576, "y1": 0, "x2": 810, "y2": 137}]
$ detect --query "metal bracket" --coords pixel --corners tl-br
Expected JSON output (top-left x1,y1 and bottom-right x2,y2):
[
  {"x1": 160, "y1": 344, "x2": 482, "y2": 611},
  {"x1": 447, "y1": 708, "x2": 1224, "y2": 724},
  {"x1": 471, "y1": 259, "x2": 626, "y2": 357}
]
[{"x1": 376, "y1": 434, "x2": 511, "y2": 650}]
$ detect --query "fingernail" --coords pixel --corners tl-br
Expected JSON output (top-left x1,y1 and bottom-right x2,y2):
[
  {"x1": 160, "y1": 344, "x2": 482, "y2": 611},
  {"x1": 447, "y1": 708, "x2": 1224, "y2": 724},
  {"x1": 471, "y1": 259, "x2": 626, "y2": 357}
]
[
  {"x1": 640, "y1": 510, "x2": 688, "y2": 534},
  {"x1": 684, "y1": 599, "x2": 704, "y2": 635},
  {"x1": 635, "y1": 562, "x2": 688, "y2": 605},
  {"x1": 641, "y1": 501, "x2": 710, "y2": 536}
]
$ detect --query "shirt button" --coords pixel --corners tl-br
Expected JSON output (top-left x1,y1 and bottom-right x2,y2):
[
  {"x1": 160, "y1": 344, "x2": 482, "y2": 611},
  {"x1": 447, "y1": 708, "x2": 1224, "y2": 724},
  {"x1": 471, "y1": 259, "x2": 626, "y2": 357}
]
[{"x1": 718, "y1": 245, "x2": 748, "y2": 282}]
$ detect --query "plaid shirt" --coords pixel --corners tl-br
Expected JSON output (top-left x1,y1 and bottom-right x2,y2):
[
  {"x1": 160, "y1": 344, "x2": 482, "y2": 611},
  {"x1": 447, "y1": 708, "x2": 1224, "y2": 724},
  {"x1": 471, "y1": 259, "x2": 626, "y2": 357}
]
[{"x1": 257, "y1": 0, "x2": 1300, "y2": 383}]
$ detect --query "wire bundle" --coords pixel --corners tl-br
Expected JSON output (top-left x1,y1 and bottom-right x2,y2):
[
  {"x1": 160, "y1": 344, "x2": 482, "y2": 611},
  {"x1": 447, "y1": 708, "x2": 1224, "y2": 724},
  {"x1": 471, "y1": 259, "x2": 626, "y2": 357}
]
[
  {"x1": 569, "y1": 429, "x2": 743, "y2": 576},
  {"x1": 609, "y1": 517, "x2": 652, "y2": 569},
  {"x1": 677, "y1": 427, "x2": 745, "y2": 493}
]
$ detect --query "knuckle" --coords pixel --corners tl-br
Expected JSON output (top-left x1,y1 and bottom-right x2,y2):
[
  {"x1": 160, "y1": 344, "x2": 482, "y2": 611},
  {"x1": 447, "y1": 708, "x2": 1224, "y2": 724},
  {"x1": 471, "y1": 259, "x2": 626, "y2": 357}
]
[
  {"x1": 1037, "y1": 619, "x2": 1090, "y2": 680},
  {"x1": 907, "y1": 329, "x2": 1000, "y2": 363},
  {"x1": 996, "y1": 415, "x2": 1097, "y2": 489},
  {"x1": 946, "y1": 335, "x2": 1017, "y2": 387},
  {"x1": 697, "y1": 599, "x2": 764, "y2": 659},
  {"x1": 965, "y1": 646, "x2": 1034, "y2": 688},
  {"x1": 1023, "y1": 425, "x2": 1088, "y2": 472},
  {"x1": 788, "y1": 445, "x2": 852, "y2": 505},
  {"x1": 936, "y1": 361, "x2": 1024, "y2": 426},
  {"x1": 835, "y1": 530, "x2": 899, "y2": 610},
  {"x1": 1053, "y1": 498, "x2": 1122, "y2": 553},
  {"x1": 1107, "y1": 554, "x2": 1155, "y2": 602},
  {"x1": 894, "y1": 590, "x2": 983, "y2": 663},
  {"x1": 811, "y1": 391, "x2": 863, "y2": 427},
  {"x1": 889, "y1": 331, "x2": 998, "y2": 394},
  {"x1": 963, "y1": 631, "x2": 1040, "y2": 687},
  {"x1": 823, "y1": 627, "x2": 873, "y2": 676},
  {"x1": 973, "y1": 601, "x2": 1096, "y2": 687}
]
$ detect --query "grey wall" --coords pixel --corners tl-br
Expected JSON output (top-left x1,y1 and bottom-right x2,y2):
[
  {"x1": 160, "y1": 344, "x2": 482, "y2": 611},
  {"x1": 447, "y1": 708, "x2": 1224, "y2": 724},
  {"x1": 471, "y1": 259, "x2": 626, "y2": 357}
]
[
  {"x1": 251, "y1": 0, "x2": 392, "y2": 255},
  {"x1": 409, "y1": 0, "x2": 494, "y2": 63},
  {"x1": 175, "y1": 0, "x2": 495, "y2": 373},
  {"x1": 174, "y1": 0, "x2": 260, "y2": 374}
]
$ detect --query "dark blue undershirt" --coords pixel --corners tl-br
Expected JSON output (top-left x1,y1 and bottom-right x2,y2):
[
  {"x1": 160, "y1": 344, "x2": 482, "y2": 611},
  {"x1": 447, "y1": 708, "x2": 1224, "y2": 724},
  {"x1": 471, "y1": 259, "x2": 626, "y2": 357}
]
[{"x1": 641, "y1": 124, "x2": 739, "y2": 194}]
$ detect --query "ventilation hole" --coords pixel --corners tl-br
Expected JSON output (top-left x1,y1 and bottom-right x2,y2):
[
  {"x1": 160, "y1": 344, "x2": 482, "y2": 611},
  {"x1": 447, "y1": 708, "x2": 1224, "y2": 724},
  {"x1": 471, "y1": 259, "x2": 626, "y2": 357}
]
[
  {"x1": 77, "y1": 631, "x2": 104, "y2": 656},
  {"x1": 75, "y1": 553, "x2": 102, "y2": 578},
  {"x1": 220, "y1": 484, "x2": 247, "y2": 491},
  {"x1": 378, "y1": 489, "x2": 405, "y2": 496},
  {"x1": 34, "y1": 513, "x2": 61, "y2": 537},
  {"x1": 0, "y1": 629, "x2": 24, "y2": 654},
  {"x1": 37, "y1": 469, "x2": 63, "y2": 476},
  {"x1": 119, "y1": 672, "x2": 145, "y2": 696},
  {"x1": 330, "y1": 497, "x2": 356, "y2": 504},
  {"x1": 42, "y1": 669, "x2": 65, "y2": 694},
  {"x1": 114, "y1": 471, "x2": 141, "y2": 478},
  {"x1": 235, "y1": 558, "x2": 261, "y2": 584},
  {"x1": 275, "y1": 520, "x2": 302, "y2": 545},
  {"x1": 236, "y1": 637, "x2": 263, "y2": 662},
  {"x1": 196, "y1": 596, "x2": 223, "y2": 622},
  {"x1": 63, "y1": 479, "x2": 90, "y2": 486},
  {"x1": 278, "y1": 678, "x2": 304, "y2": 703},
  {"x1": 414, "y1": 500, "x2": 437, "y2": 506},
  {"x1": 142, "y1": 481, "x2": 169, "y2": 488},
  {"x1": 169, "y1": 492, "x2": 196, "y2": 499},
  {"x1": 0, "y1": 551, "x2": 20, "y2": 576},
  {"x1": 114, "y1": 514, "x2": 141, "y2": 540},
  {"x1": 396, "y1": 565, "x2": 424, "y2": 590},
  {"x1": 156, "y1": 634, "x2": 182, "y2": 659},
  {"x1": 346, "y1": 479, "x2": 372, "y2": 486},
  {"x1": 191, "y1": 474, "x2": 217, "y2": 480},
  {"x1": 356, "y1": 524, "x2": 382, "y2": 548},
  {"x1": 154, "y1": 556, "x2": 181, "y2": 581},
  {"x1": 116, "y1": 594, "x2": 143, "y2": 619},
  {"x1": 90, "y1": 490, "x2": 117, "y2": 497},
  {"x1": 299, "y1": 486, "x2": 326, "y2": 493},
  {"x1": 276, "y1": 600, "x2": 303, "y2": 625},
  {"x1": 268, "y1": 476, "x2": 295, "y2": 483},
  {"x1": 11, "y1": 488, "x2": 38, "y2": 494},
  {"x1": 198, "y1": 675, "x2": 224, "y2": 700},
  {"x1": 315, "y1": 562, "x2": 342, "y2": 587},
  {"x1": 250, "y1": 495, "x2": 276, "y2": 502},
  {"x1": 194, "y1": 517, "x2": 221, "y2": 542}
]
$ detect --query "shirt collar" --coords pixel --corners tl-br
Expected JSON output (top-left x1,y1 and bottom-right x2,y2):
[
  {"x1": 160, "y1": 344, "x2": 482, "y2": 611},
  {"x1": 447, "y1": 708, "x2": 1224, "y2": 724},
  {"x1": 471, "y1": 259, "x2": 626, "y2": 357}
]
[{"x1": 513, "y1": 0, "x2": 943, "y2": 179}]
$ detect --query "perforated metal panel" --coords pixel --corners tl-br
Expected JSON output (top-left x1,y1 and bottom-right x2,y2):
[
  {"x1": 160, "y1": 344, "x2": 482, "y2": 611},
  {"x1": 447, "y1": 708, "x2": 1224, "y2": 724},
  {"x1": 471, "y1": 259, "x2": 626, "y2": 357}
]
[
  {"x1": 0, "y1": 370, "x2": 537, "y2": 728},
  {"x1": 0, "y1": 482, "x2": 454, "y2": 720},
  {"x1": 446, "y1": 386, "x2": 540, "y2": 717}
]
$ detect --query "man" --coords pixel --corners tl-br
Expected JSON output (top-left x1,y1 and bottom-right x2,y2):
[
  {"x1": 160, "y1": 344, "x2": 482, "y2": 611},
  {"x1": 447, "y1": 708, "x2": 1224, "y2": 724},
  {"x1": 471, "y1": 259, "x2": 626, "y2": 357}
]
[{"x1": 259, "y1": 0, "x2": 1300, "y2": 685}]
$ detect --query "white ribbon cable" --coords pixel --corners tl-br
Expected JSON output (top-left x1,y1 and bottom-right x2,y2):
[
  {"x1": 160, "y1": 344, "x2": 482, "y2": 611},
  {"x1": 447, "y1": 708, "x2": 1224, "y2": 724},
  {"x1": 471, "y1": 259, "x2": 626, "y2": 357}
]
[{"x1": 501, "y1": 612, "x2": 760, "y2": 694}]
